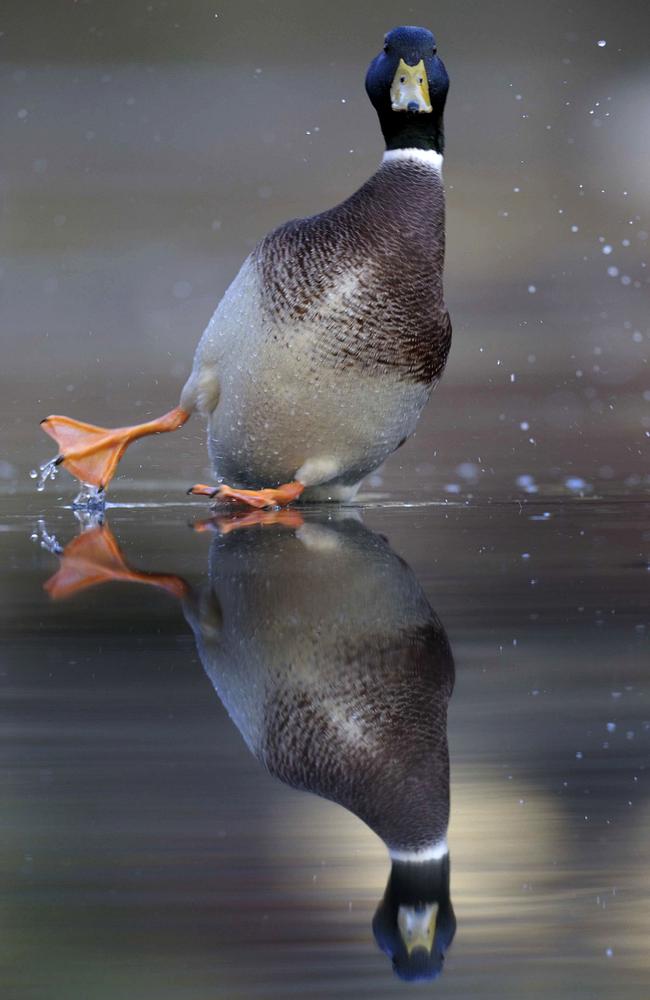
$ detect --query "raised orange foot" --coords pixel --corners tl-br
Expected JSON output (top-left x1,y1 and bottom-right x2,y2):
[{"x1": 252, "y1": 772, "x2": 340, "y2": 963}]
[
  {"x1": 40, "y1": 406, "x2": 189, "y2": 490},
  {"x1": 188, "y1": 480, "x2": 304, "y2": 510}
]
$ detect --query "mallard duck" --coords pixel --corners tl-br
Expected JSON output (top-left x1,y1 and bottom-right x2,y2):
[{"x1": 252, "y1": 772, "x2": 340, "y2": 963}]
[
  {"x1": 40, "y1": 25, "x2": 451, "y2": 507},
  {"x1": 42, "y1": 511, "x2": 456, "y2": 978},
  {"x1": 184, "y1": 515, "x2": 457, "y2": 978}
]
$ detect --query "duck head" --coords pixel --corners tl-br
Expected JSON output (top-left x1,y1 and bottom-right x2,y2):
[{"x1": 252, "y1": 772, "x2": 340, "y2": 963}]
[
  {"x1": 365, "y1": 25, "x2": 449, "y2": 153},
  {"x1": 373, "y1": 855, "x2": 457, "y2": 982}
]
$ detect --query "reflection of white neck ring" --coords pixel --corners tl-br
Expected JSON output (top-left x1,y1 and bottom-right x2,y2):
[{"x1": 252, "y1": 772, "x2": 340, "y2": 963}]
[
  {"x1": 382, "y1": 148, "x2": 443, "y2": 173},
  {"x1": 389, "y1": 837, "x2": 448, "y2": 863}
]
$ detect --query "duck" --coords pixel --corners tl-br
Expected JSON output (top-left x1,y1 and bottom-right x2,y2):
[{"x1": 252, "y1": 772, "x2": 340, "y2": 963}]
[
  {"x1": 185, "y1": 514, "x2": 457, "y2": 979},
  {"x1": 40, "y1": 23, "x2": 451, "y2": 510},
  {"x1": 42, "y1": 510, "x2": 456, "y2": 979}
]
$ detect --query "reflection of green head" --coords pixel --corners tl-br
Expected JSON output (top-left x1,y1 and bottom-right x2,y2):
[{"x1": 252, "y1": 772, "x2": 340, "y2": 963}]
[{"x1": 372, "y1": 856, "x2": 456, "y2": 982}]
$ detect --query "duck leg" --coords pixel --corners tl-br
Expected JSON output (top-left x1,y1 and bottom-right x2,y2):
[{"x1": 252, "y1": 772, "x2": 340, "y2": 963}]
[
  {"x1": 188, "y1": 458, "x2": 342, "y2": 510},
  {"x1": 44, "y1": 522, "x2": 189, "y2": 601},
  {"x1": 188, "y1": 480, "x2": 304, "y2": 510},
  {"x1": 40, "y1": 406, "x2": 190, "y2": 491}
]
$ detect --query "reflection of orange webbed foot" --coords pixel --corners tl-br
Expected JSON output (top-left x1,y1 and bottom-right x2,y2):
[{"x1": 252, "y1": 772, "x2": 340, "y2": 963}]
[
  {"x1": 44, "y1": 524, "x2": 189, "y2": 601},
  {"x1": 187, "y1": 484, "x2": 220, "y2": 498},
  {"x1": 40, "y1": 406, "x2": 189, "y2": 490},
  {"x1": 189, "y1": 480, "x2": 305, "y2": 510},
  {"x1": 194, "y1": 509, "x2": 305, "y2": 534}
]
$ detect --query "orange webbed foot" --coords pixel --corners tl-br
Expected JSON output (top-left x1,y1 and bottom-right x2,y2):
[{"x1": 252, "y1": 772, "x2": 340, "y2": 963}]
[
  {"x1": 40, "y1": 406, "x2": 189, "y2": 490},
  {"x1": 188, "y1": 480, "x2": 305, "y2": 510}
]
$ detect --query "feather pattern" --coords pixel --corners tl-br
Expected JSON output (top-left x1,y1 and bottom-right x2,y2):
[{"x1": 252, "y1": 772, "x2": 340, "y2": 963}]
[
  {"x1": 257, "y1": 158, "x2": 451, "y2": 383},
  {"x1": 181, "y1": 156, "x2": 451, "y2": 497}
]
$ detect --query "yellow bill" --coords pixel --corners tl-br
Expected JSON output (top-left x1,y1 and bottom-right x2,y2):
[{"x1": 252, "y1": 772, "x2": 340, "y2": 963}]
[
  {"x1": 397, "y1": 903, "x2": 438, "y2": 955},
  {"x1": 390, "y1": 58, "x2": 432, "y2": 113}
]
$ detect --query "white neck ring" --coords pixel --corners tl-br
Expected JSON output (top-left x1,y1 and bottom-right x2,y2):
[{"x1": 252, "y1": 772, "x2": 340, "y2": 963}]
[
  {"x1": 389, "y1": 838, "x2": 448, "y2": 863},
  {"x1": 382, "y1": 148, "x2": 443, "y2": 173}
]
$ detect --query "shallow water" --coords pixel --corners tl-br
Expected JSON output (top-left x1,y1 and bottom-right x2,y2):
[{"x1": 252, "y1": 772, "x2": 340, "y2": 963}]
[{"x1": 2, "y1": 491, "x2": 648, "y2": 999}]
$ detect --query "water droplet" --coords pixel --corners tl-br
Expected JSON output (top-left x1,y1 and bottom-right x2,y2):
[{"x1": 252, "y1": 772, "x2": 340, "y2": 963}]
[
  {"x1": 34, "y1": 458, "x2": 60, "y2": 492},
  {"x1": 456, "y1": 462, "x2": 479, "y2": 482},
  {"x1": 565, "y1": 476, "x2": 588, "y2": 492},
  {"x1": 36, "y1": 519, "x2": 63, "y2": 554}
]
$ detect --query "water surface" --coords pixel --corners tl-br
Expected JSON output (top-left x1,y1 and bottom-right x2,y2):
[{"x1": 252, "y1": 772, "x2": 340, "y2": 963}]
[{"x1": 2, "y1": 492, "x2": 648, "y2": 998}]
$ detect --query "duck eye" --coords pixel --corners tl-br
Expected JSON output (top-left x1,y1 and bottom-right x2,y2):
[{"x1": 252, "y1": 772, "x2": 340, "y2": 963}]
[
  {"x1": 432, "y1": 47, "x2": 437, "y2": 55},
  {"x1": 418, "y1": 77, "x2": 423, "y2": 84},
  {"x1": 400, "y1": 76, "x2": 406, "y2": 84}
]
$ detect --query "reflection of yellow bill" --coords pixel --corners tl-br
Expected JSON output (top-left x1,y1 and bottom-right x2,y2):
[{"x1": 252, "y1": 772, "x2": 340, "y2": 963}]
[
  {"x1": 390, "y1": 58, "x2": 432, "y2": 113},
  {"x1": 397, "y1": 903, "x2": 438, "y2": 954}
]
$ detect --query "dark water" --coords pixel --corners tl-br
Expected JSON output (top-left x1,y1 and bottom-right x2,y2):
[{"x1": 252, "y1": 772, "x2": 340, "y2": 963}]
[{"x1": 2, "y1": 492, "x2": 648, "y2": 999}]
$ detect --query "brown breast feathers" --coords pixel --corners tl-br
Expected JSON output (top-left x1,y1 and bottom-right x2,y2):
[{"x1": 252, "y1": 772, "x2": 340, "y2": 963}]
[{"x1": 256, "y1": 161, "x2": 452, "y2": 385}]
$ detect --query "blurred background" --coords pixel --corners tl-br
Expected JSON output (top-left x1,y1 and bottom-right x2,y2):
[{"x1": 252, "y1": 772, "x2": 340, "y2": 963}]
[{"x1": 1, "y1": 0, "x2": 649, "y2": 497}]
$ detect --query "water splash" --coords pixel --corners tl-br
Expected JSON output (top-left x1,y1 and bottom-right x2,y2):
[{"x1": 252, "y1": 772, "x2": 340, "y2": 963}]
[
  {"x1": 72, "y1": 482, "x2": 105, "y2": 512},
  {"x1": 73, "y1": 507, "x2": 105, "y2": 531},
  {"x1": 33, "y1": 518, "x2": 63, "y2": 555},
  {"x1": 31, "y1": 457, "x2": 61, "y2": 492}
]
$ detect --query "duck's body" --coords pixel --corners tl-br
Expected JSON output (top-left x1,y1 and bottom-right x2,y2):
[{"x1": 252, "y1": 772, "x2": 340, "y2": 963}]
[
  {"x1": 181, "y1": 150, "x2": 450, "y2": 500},
  {"x1": 184, "y1": 516, "x2": 454, "y2": 855},
  {"x1": 182, "y1": 515, "x2": 456, "y2": 979},
  {"x1": 40, "y1": 25, "x2": 452, "y2": 508}
]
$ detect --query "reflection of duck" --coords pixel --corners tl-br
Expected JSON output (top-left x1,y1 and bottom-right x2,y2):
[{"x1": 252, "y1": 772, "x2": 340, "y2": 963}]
[
  {"x1": 186, "y1": 515, "x2": 456, "y2": 980},
  {"x1": 43, "y1": 512, "x2": 456, "y2": 980},
  {"x1": 374, "y1": 854, "x2": 455, "y2": 981},
  {"x1": 39, "y1": 24, "x2": 451, "y2": 509}
]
